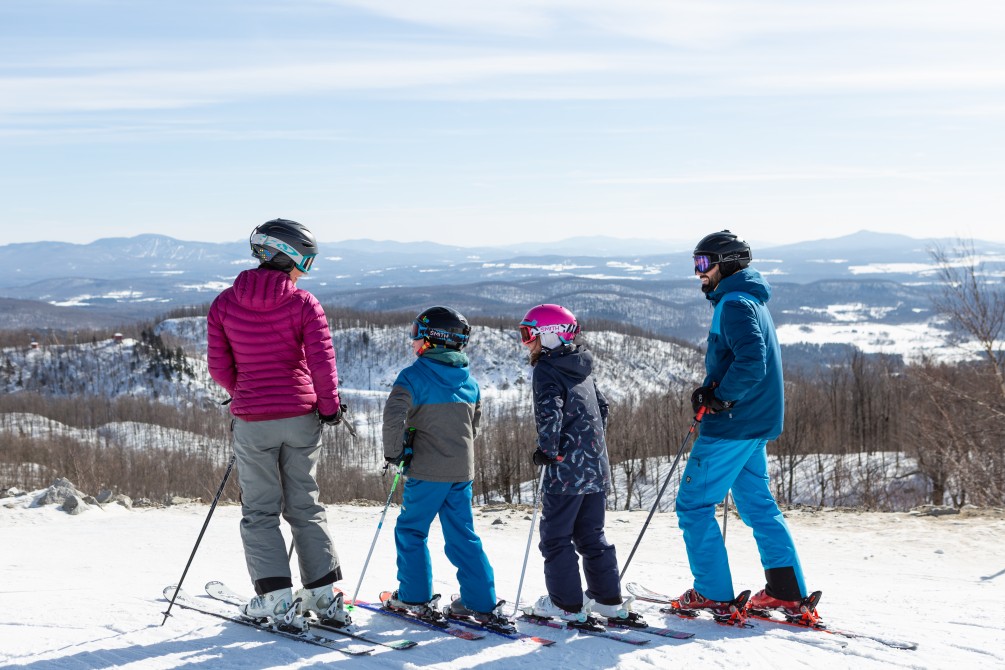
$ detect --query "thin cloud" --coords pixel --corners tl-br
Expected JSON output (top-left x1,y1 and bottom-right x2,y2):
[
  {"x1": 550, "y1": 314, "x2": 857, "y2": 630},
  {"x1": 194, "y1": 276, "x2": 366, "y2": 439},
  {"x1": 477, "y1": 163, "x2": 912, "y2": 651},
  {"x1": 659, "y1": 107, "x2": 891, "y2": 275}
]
[
  {"x1": 336, "y1": 0, "x2": 1005, "y2": 44},
  {"x1": 589, "y1": 167, "x2": 1001, "y2": 185}
]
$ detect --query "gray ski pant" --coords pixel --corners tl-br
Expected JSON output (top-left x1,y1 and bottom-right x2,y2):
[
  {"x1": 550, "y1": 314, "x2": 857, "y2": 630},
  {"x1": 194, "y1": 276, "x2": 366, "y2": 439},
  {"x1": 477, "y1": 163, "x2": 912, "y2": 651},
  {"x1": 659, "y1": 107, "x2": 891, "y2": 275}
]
[{"x1": 233, "y1": 413, "x2": 339, "y2": 589}]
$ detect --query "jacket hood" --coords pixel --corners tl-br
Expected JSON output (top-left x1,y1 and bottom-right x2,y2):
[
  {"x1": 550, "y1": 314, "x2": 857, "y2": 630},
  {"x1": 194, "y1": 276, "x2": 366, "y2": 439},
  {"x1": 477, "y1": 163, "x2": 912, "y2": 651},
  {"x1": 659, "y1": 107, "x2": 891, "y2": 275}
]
[
  {"x1": 707, "y1": 267, "x2": 772, "y2": 305},
  {"x1": 231, "y1": 267, "x2": 298, "y2": 311},
  {"x1": 538, "y1": 343, "x2": 594, "y2": 383},
  {"x1": 414, "y1": 354, "x2": 472, "y2": 388}
]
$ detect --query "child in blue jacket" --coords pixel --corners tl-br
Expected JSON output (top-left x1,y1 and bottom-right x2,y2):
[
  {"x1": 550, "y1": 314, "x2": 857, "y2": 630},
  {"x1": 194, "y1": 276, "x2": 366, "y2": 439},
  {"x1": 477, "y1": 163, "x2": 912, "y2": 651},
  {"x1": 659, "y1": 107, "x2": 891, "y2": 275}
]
[{"x1": 381, "y1": 306, "x2": 511, "y2": 629}]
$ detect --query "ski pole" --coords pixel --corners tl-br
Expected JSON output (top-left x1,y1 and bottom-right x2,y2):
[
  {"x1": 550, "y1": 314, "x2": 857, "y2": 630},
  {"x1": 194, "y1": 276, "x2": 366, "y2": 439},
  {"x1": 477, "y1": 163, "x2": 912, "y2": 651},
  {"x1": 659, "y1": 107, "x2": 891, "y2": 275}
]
[
  {"x1": 349, "y1": 468, "x2": 402, "y2": 608},
  {"x1": 339, "y1": 402, "x2": 357, "y2": 439},
  {"x1": 721, "y1": 491, "x2": 731, "y2": 541},
  {"x1": 619, "y1": 406, "x2": 706, "y2": 583},
  {"x1": 162, "y1": 451, "x2": 237, "y2": 625},
  {"x1": 349, "y1": 430, "x2": 413, "y2": 608},
  {"x1": 512, "y1": 466, "x2": 548, "y2": 618}
]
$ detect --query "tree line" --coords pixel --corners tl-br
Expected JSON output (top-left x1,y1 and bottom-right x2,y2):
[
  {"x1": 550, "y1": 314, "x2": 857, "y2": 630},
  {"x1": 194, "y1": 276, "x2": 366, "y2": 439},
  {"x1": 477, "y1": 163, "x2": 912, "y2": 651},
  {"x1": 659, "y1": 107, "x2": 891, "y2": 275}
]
[{"x1": 1, "y1": 241, "x2": 1001, "y2": 510}]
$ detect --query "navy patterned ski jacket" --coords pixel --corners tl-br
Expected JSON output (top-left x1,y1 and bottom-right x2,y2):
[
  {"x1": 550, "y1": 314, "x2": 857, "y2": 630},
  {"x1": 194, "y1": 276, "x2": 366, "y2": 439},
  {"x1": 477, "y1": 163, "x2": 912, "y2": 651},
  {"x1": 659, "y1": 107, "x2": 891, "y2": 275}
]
[{"x1": 532, "y1": 343, "x2": 612, "y2": 495}]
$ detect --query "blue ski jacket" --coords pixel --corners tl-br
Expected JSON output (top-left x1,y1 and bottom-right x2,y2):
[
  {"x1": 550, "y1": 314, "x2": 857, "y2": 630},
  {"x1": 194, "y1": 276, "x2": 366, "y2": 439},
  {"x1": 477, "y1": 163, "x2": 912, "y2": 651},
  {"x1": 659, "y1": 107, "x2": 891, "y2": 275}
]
[{"x1": 699, "y1": 267, "x2": 785, "y2": 441}]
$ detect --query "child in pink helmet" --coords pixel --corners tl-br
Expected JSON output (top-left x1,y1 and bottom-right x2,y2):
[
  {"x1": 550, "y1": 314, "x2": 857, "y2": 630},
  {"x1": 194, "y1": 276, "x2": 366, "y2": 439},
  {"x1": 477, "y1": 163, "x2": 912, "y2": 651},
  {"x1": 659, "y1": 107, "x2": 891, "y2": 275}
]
[{"x1": 519, "y1": 304, "x2": 645, "y2": 628}]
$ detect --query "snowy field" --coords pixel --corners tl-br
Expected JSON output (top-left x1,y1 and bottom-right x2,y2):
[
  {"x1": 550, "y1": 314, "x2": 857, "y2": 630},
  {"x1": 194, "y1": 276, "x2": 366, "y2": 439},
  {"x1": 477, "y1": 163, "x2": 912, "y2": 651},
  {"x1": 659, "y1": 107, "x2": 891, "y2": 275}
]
[{"x1": 2, "y1": 493, "x2": 1003, "y2": 669}]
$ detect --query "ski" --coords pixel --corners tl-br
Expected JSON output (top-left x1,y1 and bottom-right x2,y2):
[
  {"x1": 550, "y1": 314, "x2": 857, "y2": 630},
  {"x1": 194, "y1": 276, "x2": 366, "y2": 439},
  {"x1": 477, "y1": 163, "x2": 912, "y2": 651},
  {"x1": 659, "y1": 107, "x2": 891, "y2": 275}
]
[
  {"x1": 745, "y1": 610, "x2": 918, "y2": 650},
  {"x1": 624, "y1": 582, "x2": 677, "y2": 605},
  {"x1": 518, "y1": 613, "x2": 649, "y2": 646},
  {"x1": 626, "y1": 582, "x2": 917, "y2": 650},
  {"x1": 162, "y1": 585, "x2": 373, "y2": 656},
  {"x1": 603, "y1": 617, "x2": 694, "y2": 640},
  {"x1": 205, "y1": 581, "x2": 417, "y2": 650},
  {"x1": 440, "y1": 596, "x2": 555, "y2": 645},
  {"x1": 348, "y1": 593, "x2": 486, "y2": 641},
  {"x1": 443, "y1": 613, "x2": 557, "y2": 646}
]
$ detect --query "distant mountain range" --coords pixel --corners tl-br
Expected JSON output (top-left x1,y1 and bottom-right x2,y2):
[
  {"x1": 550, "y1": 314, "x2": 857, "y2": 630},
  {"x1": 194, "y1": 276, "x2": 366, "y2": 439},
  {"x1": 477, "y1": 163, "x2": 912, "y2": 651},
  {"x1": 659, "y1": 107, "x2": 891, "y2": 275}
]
[{"x1": 1, "y1": 230, "x2": 1001, "y2": 364}]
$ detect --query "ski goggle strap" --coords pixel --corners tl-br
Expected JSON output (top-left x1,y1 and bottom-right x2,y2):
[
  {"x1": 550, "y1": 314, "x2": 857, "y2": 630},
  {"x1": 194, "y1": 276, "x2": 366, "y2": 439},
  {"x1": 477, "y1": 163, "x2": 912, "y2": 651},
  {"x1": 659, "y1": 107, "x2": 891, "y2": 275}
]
[
  {"x1": 251, "y1": 233, "x2": 317, "y2": 272},
  {"x1": 519, "y1": 320, "x2": 579, "y2": 344},
  {"x1": 411, "y1": 320, "x2": 469, "y2": 347},
  {"x1": 693, "y1": 254, "x2": 716, "y2": 273}
]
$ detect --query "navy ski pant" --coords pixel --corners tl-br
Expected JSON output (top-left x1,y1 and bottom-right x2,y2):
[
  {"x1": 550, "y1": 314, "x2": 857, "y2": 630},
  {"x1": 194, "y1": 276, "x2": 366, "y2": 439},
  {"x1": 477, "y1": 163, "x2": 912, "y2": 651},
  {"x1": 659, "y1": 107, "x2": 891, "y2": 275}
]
[
  {"x1": 394, "y1": 478, "x2": 497, "y2": 613},
  {"x1": 676, "y1": 435, "x2": 807, "y2": 602},
  {"x1": 539, "y1": 492, "x2": 621, "y2": 611}
]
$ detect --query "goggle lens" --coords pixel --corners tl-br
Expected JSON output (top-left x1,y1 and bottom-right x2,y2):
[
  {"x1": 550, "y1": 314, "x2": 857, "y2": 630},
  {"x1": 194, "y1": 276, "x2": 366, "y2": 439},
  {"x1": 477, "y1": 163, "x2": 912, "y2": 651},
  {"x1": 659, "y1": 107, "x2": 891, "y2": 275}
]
[
  {"x1": 299, "y1": 255, "x2": 316, "y2": 272},
  {"x1": 519, "y1": 325, "x2": 536, "y2": 344},
  {"x1": 693, "y1": 254, "x2": 715, "y2": 273}
]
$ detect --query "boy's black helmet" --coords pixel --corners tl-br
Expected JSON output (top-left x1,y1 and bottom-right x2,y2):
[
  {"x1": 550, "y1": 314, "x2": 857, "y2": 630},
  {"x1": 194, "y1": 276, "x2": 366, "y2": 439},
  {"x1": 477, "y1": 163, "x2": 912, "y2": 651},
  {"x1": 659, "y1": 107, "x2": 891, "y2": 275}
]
[
  {"x1": 693, "y1": 229, "x2": 752, "y2": 277},
  {"x1": 411, "y1": 305, "x2": 471, "y2": 350},
  {"x1": 250, "y1": 218, "x2": 318, "y2": 273}
]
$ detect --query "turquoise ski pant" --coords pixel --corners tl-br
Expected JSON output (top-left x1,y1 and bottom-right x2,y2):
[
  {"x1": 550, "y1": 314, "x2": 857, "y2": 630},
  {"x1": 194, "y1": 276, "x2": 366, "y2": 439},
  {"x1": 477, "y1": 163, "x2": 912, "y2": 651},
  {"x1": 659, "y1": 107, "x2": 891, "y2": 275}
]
[
  {"x1": 675, "y1": 435, "x2": 806, "y2": 602},
  {"x1": 394, "y1": 478, "x2": 497, "y2": 613}
]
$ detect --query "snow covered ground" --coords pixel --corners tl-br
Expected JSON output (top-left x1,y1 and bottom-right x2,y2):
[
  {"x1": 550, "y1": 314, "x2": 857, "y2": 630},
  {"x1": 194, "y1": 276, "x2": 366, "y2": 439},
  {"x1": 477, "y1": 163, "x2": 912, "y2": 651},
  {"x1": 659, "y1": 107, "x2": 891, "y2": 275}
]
[{"x1": 2, "y1": 491, "x2": 1003, "y2": 669}]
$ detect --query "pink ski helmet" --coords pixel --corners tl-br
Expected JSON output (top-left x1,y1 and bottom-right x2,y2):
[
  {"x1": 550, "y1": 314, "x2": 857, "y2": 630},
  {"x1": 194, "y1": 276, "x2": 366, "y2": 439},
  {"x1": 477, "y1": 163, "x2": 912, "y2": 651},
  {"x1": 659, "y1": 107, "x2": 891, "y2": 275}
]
[{"x1": 519, "y1": 304, "x2": 580, "y2": 348}]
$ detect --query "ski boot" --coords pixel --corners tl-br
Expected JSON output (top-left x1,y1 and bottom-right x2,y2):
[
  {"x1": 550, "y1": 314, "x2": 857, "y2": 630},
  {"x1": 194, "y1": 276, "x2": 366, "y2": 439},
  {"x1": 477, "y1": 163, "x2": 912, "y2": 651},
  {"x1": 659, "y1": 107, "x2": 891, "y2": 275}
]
[
  {"x1": 748, "y1": 589, "x2": 822, "y2": 626},
  {"x1": 665, "y1": 588, "x2": 749, "y2": 626},
  {"x1": 446, "y1": 597, "x2": 518, "y2": 634},
  {"x1": 296, "y1": 585, "x2": 352, "y2": 628},
  {"x1": 523, "y1": 595, "x2": 606, "y2": 631},
  {"x1": 590, "y1": 595, "x2": 648, "y2": 628},
  {"x1": 241, "y1": 587, "x2": 307, "y2": 632},
  {"x1": 382, "y1": 590, "x2": 446, "y2": 623}
]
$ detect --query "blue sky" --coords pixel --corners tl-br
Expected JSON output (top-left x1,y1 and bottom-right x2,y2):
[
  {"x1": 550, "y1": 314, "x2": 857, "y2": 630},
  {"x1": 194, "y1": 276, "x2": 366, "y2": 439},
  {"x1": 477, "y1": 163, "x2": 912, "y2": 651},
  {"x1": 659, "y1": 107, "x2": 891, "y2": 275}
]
[{"x1": 2, "y1": 0, "x2": 1004, "y2": 247}]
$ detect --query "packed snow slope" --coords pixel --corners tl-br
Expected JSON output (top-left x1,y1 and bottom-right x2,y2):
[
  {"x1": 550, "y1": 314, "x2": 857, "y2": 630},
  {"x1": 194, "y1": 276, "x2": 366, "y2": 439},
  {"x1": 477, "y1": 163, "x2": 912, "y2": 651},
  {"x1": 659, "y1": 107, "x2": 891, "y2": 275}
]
[{"x1": 1, "y1": 492, "x2": 1002, "y2": 669}]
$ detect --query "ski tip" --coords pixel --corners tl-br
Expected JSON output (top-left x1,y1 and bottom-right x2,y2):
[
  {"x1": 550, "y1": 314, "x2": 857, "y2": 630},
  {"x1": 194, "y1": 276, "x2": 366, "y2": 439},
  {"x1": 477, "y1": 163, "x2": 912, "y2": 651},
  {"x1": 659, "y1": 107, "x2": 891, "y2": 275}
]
[{"x1": 163, "y1": 585, "x2": 185, "y2": 600}]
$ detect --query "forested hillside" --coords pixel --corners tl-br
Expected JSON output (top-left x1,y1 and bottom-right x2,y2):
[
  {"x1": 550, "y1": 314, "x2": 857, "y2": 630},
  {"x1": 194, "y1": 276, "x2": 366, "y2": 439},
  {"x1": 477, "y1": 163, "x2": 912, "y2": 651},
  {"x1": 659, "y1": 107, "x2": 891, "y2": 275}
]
[{"x1": 2, "y1": 304, "x2": 1003, "y2": 512}]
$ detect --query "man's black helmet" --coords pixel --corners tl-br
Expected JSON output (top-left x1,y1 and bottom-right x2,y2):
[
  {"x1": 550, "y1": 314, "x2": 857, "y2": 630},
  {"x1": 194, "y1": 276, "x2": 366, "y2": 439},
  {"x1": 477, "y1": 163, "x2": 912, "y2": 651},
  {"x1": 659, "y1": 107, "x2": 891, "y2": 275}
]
[
  {"x1": 693, "y1": 229, "x2": 752, "y2": 277},
  {"x1": 410, "y1": 305, "x2": 471, "y2": 350},
  {"x1": 250, "y1": 218, "x2": 318, "y2": 273}
]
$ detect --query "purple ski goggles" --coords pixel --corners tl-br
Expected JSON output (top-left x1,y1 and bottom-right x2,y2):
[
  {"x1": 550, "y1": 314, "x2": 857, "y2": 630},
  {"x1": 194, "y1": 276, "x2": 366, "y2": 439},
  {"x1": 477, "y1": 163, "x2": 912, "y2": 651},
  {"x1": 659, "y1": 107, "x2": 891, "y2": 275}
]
[{"x1": 693, "y1": 254, "x2": 717, "y2": 273}]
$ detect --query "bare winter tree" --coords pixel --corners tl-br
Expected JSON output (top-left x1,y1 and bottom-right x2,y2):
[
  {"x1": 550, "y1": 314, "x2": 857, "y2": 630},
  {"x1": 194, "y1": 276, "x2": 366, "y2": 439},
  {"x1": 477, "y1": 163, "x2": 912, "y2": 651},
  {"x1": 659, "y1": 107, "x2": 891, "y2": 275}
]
[
  {"x1": 930, "y1": 239, "x2": 1005, "y2": 402},
  {"x1": 921, "y1": 239, "x2": 1005, "y2": 506}
]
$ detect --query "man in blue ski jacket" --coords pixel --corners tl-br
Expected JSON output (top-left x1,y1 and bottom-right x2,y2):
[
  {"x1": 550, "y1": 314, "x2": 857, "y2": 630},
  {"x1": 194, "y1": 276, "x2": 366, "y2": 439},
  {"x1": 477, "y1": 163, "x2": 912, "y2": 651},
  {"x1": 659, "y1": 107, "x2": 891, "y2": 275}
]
[{"x1": 673, "y1": 230, "x2": 816, "y2": 620}]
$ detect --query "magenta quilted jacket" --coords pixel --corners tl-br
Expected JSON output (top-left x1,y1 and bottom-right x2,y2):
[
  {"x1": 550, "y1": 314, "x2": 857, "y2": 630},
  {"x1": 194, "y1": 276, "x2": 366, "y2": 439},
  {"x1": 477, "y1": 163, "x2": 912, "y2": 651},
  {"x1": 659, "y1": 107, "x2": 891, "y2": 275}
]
[{"x1": 207, "y1": 267, "x2": 340, "y2": 421}]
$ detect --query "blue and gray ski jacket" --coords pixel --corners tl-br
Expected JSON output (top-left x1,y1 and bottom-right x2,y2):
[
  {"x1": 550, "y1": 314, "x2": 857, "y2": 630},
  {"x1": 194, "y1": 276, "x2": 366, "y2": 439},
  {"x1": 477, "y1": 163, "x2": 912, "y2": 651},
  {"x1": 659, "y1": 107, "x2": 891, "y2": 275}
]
[{"x1": 382, "y1": 350, "x2": 481, "y2": 483}]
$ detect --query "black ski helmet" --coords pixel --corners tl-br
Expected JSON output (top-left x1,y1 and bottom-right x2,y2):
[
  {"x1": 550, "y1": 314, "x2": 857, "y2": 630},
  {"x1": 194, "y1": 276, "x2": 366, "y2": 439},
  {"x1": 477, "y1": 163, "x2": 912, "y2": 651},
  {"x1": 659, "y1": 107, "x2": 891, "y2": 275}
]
[
  {"x1": 250, "y1": 218, "x2": 318, "y2": 273},
  {"x1": 693, "y1": 229, "x2": 752, "y2": 277},
  {"x1": 411, "y1": 305, "x2": 471, "y2": 350}
]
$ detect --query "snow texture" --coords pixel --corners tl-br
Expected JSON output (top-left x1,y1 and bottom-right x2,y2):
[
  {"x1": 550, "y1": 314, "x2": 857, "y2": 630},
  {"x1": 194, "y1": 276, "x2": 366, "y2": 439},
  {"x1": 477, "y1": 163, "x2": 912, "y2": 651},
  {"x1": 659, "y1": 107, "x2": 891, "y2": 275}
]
[{"x1": 1, "y1": 486, "x2": 1002, "y2": 669}]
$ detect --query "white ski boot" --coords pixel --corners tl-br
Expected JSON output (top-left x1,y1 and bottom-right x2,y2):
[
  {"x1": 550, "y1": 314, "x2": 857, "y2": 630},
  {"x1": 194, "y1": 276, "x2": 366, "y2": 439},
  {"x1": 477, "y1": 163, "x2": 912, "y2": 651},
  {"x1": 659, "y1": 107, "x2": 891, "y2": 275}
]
[
  {"x1": 296, "y1": 584, "x2": 351, "y2": 627},
  {"x1": 524, "y1": 595, "x2": 589, "y2": 623},
  {"x1": 241, "y1": 587, "x2": 306, "y2": 630}
]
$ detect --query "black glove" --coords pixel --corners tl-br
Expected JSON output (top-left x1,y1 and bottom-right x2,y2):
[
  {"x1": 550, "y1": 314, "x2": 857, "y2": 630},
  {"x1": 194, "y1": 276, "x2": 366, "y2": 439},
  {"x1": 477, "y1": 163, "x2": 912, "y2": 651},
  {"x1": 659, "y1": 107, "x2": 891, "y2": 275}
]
[
  {"x1": 320, "y1": 403, "x2": 347, "y2": 426},
  {"x1": 691, "y1": 386, "x2": 732, "y2": 414},
  {"x1": 532, "y1": 449, "x2": 563, "y2": 466},
  {"x1": 386, "y1": 447, "x2": 413, "y2": 469}
]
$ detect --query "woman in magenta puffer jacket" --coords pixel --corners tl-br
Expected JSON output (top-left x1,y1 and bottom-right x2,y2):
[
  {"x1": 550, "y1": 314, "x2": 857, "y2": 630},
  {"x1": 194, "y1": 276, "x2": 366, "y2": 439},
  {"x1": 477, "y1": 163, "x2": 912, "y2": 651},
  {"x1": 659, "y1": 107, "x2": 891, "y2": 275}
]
[{"x1": 207, "y1": 218, "x2": 349, "y2": 626}]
